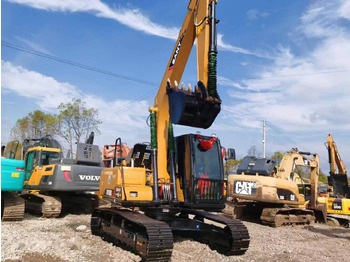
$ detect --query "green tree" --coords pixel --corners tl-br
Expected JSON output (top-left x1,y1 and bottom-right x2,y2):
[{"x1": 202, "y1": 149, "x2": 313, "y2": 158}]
[
  {"x1": 271, "y1": 151, "x2": 284, "y2": 165},
  {"x1": 10, "y1": 110, "x2": 58, "y2": 141},
  {"x1": 3, "y1": 141, "x2": 22, "y2": 160},
  {"x1": 56, "y1": 98, "x2": 101, "y2": 156},
  {"x1": 247, "y1": 145, "x2": 261, "y2": 157},
  {"x1": 318, "y1": 169, "x2": 328, "y2": 183},
  {"x1": 225, "y1": 159, "x2": 243, "y2": 175}
]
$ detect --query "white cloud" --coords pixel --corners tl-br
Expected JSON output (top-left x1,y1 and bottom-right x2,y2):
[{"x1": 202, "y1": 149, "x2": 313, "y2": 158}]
[
  {"x1": 338, "y1": 0, "x2": 350, "y2": 19},
  {"x1": 7, "y1": 0, "x2": 179, "y2": 39},
  {"x1": 217, "y1": 34, "x2": 270, "y2": 58},
  {"x1": 1, "y1": 60, "x2": 150, "y2": 145},
  {"x1": 219, "y1": 0, "x2": 350, "y2": 134},
  {"x1": 1, "y1": 60, "x2": 81, "y2": 111},
  {"x1": 6, "y1": 0, "x2": 261, "y2": 56},
  {"x1": 300, "y1": 0, "x2": 348, "y2": 39},
  {"x1": 247, "y1": 9, "x2": 270, "y2": 21}
]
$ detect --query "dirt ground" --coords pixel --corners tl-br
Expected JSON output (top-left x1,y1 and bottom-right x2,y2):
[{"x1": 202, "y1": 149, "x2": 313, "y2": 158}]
[{"x1": 1, "y1": 212, "x2": 350, "y2": 262}]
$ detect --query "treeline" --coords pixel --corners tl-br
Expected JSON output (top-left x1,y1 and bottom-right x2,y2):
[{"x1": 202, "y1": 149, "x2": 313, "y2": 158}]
[{"x1": 9, "y1": 98, "x2": 101, "y2": 157}]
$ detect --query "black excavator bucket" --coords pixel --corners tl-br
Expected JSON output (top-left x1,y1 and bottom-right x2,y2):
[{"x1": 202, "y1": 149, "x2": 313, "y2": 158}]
[{"x1": 167, "y1": 80, "x2": 221, "y2": 129}]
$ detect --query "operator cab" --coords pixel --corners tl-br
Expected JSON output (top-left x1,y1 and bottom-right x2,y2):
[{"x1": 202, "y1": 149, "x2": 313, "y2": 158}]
[{"x1": 176, "y1": 133, "x2": 225, "y2": 211}]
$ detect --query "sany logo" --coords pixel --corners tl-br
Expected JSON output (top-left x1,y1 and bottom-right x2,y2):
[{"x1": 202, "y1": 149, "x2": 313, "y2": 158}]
[
  {"x1": 168, "y1": 31, "x2": 186, "y2": 71},
  {"x1": 79, "y1": 175, "x2": 100, "y2": 181}
]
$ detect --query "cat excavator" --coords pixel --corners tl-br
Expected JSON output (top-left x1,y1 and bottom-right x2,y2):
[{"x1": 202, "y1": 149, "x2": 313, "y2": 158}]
[
  {"x1": 321, "y1": 134, "x2": 350, "y2": 227},
  {"x1": 226, "y1": 149, "x2": 327, "y2": 227},
  {"x1": 91, "y1": 1, "x2": 250, "y2": 260}
]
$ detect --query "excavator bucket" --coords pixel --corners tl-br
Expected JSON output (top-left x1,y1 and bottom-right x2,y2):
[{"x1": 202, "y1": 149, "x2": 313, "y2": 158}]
[{"x1": 167, "y1": 80, "x2": 221, "y2": 129}]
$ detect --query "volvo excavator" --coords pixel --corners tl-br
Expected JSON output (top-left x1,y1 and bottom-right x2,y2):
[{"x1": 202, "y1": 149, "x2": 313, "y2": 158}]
[
  {"x1": 320, "y1": 134, "x2": 350, "y2": 227},
  {"x1": 226, "y1": 149, "x2": 327, "y2": 227},
  {"x1": 91, "y1": 1, "x2": 250, "y2": 260},
  {"x1": 21, "y1": 134, "x2": 104, "y2": 217}
]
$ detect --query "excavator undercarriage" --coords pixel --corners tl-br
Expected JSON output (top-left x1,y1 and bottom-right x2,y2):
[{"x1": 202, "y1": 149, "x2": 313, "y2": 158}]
[
  {"x1": 260, "y1": 207, "x2": 315, "y2": 227},
  {"x1": 225, "y1": 201, "x2": 317, "y2": 227},
  {"x1": 1, "y1": 192, "x2": 25, "y2": 221},
  {"x1": 92, "y1": 207, "x2": 249, "y2": 261},
  {"x1": 21, "y1": 192, "x2": 98, "y2": 218}
]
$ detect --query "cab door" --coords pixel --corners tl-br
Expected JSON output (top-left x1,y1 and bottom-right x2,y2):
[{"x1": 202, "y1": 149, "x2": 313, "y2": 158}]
[{"x1": 24, "y1": 150, "x2": 39, "y2": 185}]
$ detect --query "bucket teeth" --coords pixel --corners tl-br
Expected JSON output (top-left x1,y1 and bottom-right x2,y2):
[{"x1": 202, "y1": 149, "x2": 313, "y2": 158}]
[
  {"x1": 195, "y1": 85, "x2": 199, "y2": 93},
  {"x1": 181, "y1": 82, "x2": 186, "y2": 92},
  {"x1": 188, "y1": 83, "x2": 193, "y2": 94}
]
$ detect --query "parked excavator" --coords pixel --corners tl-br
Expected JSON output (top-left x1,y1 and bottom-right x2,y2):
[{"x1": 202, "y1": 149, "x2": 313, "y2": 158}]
[
  {"x1": 1, "y1": 141, "x2": 26, "y2": 220},
  {"x1": 102, "y1": 143, "x2": 131, "y2": 168},
  {"x1": 91, "y1": 1, "x2": 250, "y2": 260},
  {"x1": 226, "y1": 149, "x2": 327, "y2": 227},
  {"x1": 320, "y1": 134, "x2": 350, "y2": 227},
  {"x1": 21, "y1": 133, "x2": 104, "y2": 217}
]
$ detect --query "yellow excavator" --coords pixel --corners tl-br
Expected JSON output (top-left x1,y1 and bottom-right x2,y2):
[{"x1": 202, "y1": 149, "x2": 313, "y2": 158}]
[
  {"x1": 320, "y1": 134, "x2": 350, "y2": 227},
  {"x1": 226, "y1": 149, "x2": 327, "y2": 227},
  {"x1": 91, "y1": 1, "x2": 250, "y2": 260},
  {"x1": 21, "y1": 134, "x2": 104, "y2": 217}
]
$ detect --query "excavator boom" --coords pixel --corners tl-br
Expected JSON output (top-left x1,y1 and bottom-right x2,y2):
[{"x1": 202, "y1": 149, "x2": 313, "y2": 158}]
[
  {"x1": 93, "y1": 1, "x2": 250, "y2": 260},
  {"x1": 327, "y1": 134, "x2": 347, "y2": 175}
]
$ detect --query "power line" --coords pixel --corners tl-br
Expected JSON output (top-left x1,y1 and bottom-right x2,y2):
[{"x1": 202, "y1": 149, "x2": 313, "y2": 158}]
[
  {"x1": 2, "y1": 41, "x2": 331, "y2": 156},
  {"x1": 98, "y1": 88, "x2": 157, "y2": 122},
  {"x1": 265, "y1": 121, "x2": 299, "y2": 146},
  {"x1": 2, "y1": 41, "x2": 159, "y2": 87},
  {"x1": 3, "y1": 41, "x2": 350, "y2": 86}
]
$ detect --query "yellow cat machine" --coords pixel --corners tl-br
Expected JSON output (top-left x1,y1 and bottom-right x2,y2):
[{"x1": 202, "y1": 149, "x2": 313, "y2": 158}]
[
  {"x1": 226, "y1": 149, "x2": 327, "y2": 227},
  {"x1": 321, "y1": 134, "x2": 350, "y2": 227},
  {"x1": 21, "y1": 134, "x2": 104, "y2": 217},
  {"x1": 91, "y1": 1, "x2": 250, "y2": 260}
]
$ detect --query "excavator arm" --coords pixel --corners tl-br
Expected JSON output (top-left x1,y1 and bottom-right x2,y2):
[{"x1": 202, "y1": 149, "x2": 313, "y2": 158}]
[
  {"x1": 327, "y1": 134, "x2": 347, "y2": 176},
  {"x1": 326, "y1": 134, "x2": 348, "y2": 197},
  {"x1": 150, "y1": 0, "x2": 221, "y2": 190}
]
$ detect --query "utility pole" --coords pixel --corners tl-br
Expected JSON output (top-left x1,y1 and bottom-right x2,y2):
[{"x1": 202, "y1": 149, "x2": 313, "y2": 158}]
[{"x1": 263, "y1": 120, "x2": 266, "y2": 158}]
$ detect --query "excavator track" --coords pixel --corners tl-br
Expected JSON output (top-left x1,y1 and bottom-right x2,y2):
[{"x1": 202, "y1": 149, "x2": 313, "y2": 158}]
[
  {"x1": 1, "y1": 192, "x2": 25, "y2": 221},
  {"x1": 260, "y1": 208, "x2": 315, "y2": 227},
  {"x1": 21, "y1": 193, "x2": 62, "y2": 218},
  {"x1": 91, "y1": 208, "x2": 173, "y2": 261},
  {"x1": 178, "y1": 209, "x2": 250, "y2": 255}
]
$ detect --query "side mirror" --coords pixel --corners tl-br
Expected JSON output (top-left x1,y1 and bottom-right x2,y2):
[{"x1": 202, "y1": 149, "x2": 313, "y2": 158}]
[{"x1": 226, "y1": 148, "x2": 236, "y2": 160}]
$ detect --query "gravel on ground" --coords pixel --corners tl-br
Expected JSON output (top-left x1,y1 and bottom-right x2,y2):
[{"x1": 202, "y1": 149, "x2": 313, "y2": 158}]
[{"x1": 1, "y1": 213, "x2": 350, "y2": 262}]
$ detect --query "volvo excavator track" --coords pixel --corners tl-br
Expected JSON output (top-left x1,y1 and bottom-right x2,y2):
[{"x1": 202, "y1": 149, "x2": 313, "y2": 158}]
[
  {"x1": 91, "y1": 208, "x2": 173, "y2": 261},
  {"x1": 21, "y1": 193, "x2": 62, "y2": 218},
  {"x1": 1, "y1": 192, "x2": 25, "y2": 221},
  {"x1": 91, "y1": 207, "x2": 249, "y2": 260},
  {"x1": 21, "y1": 193, "x2": 99, "y2": 218},
  {"x1": 260, "y1": 208, "x2": 315, "y2": 227}
]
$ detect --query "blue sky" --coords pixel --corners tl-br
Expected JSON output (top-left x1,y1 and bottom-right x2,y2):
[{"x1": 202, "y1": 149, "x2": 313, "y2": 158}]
[{"x1": 1, "y1": 0, "x2": 350, "y2": 173}]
